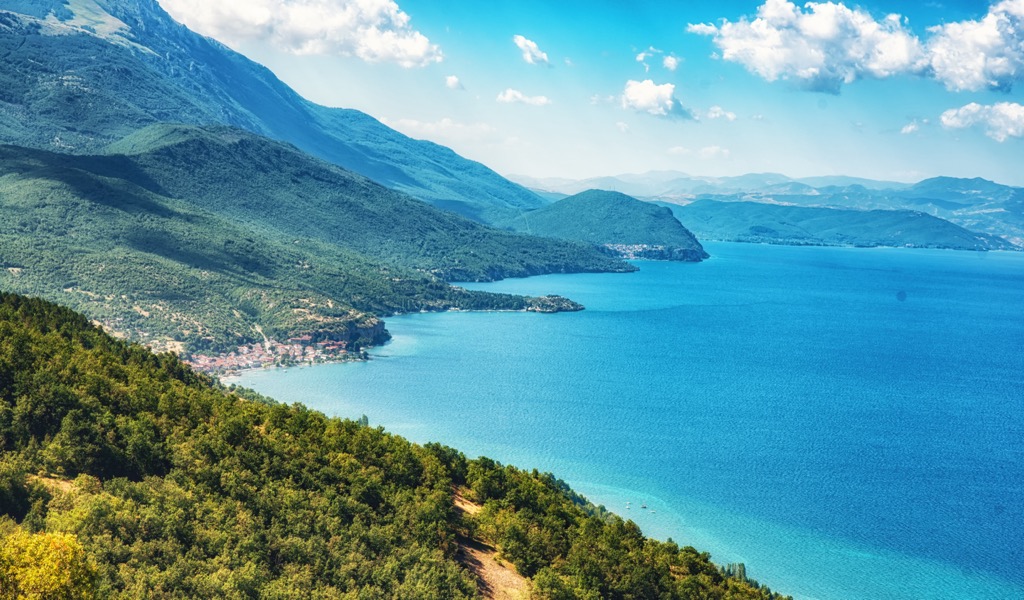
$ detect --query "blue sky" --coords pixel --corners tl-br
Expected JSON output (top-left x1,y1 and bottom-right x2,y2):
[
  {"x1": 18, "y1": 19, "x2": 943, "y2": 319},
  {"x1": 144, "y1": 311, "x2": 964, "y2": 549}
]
[{"x1": 158, "y1": 0, "x2": 1024, "y2": 185}]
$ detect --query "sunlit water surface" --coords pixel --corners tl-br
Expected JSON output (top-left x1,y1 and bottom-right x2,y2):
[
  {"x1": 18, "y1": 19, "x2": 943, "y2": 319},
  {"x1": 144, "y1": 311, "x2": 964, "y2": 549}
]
[{"x1": 234, "y1": 242, "x2": 1024, "y2": 600}]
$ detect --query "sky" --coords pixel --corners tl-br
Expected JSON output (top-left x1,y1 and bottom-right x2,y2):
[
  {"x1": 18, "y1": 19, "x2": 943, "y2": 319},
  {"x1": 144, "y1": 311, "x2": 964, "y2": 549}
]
[{"x1": 156, "y1": 0, "x2": 1024, "y2": 185}]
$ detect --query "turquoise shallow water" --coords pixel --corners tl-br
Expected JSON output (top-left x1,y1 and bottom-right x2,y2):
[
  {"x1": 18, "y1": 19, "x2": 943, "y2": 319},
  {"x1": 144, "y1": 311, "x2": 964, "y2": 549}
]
[{"x1": 234, "y1": 242, "x2": 1024, "y2": 600}]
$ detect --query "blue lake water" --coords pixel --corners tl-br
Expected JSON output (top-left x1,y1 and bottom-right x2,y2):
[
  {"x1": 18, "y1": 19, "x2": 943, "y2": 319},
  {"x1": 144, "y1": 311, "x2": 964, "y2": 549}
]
[{"x1": 233, "y1": 242, "x2": 1024, "y2": 600}]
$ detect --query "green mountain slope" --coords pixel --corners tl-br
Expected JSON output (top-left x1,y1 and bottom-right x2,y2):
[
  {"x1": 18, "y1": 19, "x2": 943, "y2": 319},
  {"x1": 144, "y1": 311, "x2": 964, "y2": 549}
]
[
  {"x1": 0, "y1": 292, "x2": 789, "y2": 599},
  {"x1": 103, "y1": 124, "x2": 630, "y2": 282},
  {"x1": 666, "y1": 199, "x2": 1015, "y2": 251},
  {"x1": 0, "y1": 139, "x2": 603, "y2": 352},
  {"x1": 504, "y1": 189, "x2": 708, "y2": 261},
  {"x1": 0, "y1": 0, "x2": 545, "y2": 224}
]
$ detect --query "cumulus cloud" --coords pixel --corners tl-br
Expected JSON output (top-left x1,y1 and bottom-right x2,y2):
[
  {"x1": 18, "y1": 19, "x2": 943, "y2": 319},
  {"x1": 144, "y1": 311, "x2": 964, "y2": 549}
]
[
  {"x1": 157, "y1": 0, "x2": 442, "y2": 67},
  {"x1": 445, "y1": 75, "x2": 463, "y2": 90},
  {"x1": 900, "y1": 120, "x2": 920, "y2": 134},
  {"x1": 621, "y1": 79, "x2": 691, "y2": 118},
  {"x1": 635, "y1": 46, "x2": 680, "y2": 72},
  {"x1": 616, "y1": 121, "x2": 630, "y2": 133},
  {"x1": 690, "y1": 0, "x2": 1024, "y2": 92},
  {"x1": 707, "y1": 105, "x2": 737, "y2": 121},
  {"x1": 513, "y1": 34, "x2": 549, "y2": 65},
  {"x1": 688, "y1": 0, "x2": 923, "y2": 93},
  {"x1": 699, "y1": 145, "x2": 731, "y2": 159},
  {"x1": 926, "y1": 0, "x2": 1024, "y2": 91},
  {"x1": 497, "y1": 88, "x2": 552, "y2": 106},
  {"x1": 940, "y1": 102, "x2": 1024, "y2": 141}
]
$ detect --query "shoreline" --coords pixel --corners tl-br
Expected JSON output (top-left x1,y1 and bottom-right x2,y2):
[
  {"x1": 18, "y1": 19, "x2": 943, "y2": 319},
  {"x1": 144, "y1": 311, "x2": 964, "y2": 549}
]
[{"x1": 192, "y1": 300, "x2": 590, "y2": 378}]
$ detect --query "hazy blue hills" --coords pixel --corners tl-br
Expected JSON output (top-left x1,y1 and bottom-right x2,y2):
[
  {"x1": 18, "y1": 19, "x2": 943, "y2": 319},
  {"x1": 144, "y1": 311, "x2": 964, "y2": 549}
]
[
  {"x1": 503, "y1": 189, "x2": 708, "y2": 261},
  {"x1": 0, "y1": 127, "x2": 628, "y2": 352},
  {"x1": 0, "y1": 0, "x2": 545, "y2": 224},
  {"x1": 665, "y1": 200, "x2": 1016, "y2": 251},
  {"x1": 519, "y1": 171, "x2": 1024, "y2": 247}
]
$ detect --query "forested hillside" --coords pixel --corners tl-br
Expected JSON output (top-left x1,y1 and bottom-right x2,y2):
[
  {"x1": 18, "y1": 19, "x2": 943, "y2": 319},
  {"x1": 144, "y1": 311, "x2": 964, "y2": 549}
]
[
  {"x1": 503, "y1": 190, "x2": 708, "y2": 261},
  {"x1": 0, "y1": 128, "x2": 627, "y2": 353},
  {"x1": 0, "y1": 293, "x2": 789, "y2": 599}
]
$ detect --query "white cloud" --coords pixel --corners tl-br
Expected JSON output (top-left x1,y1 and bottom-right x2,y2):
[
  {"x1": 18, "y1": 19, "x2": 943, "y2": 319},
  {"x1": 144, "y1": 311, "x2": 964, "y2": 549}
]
[
  {"x1": 668, "y1": 146, "x2": 692, "y2": 155},
  {"x1": 900, "y1": 120, "x2": 920, "y2": 134},
  {"x1": 616, "y1": 121, "x2": 630, "y2": 133},
  {"x1": 707, "y1": 105, "x2": 737, "y2": 121},
  {"x1": 687, "y1": 0, "x2": 923, "y2": 92},
  {"x1": 699, "y1": 145, "x2": 731, "y2": 159},
  {"x1": 497, "y1": 88, "x2": 551, "y2": 106},
  {"x1": 940, "y1": 102, "x2": 1024, "y2": 141},
  {"x1": 621, "y1": 79, "x2": 691, "y2": 118},
  {"x1": 690, "y1": 0, "x2": 1024, "y2": 92},
  {"x1": 513, "y1": 34, "x2": 549, "y2": 65},
  {"x1": 926, "y1": 0, "x2": 1024, "y2": 91},
  {"x1": 445, "y1": 75, "x2": 463, "y2": 90},
  {"x1": 689, "y1": 2, "x2": 918, "y2": 90},
  {"x1": 157, "y1": 0, "x2": 441, "y2": 67},
  {"x1": 636, "y1": 46, "x2": 680, "y2": 72}
]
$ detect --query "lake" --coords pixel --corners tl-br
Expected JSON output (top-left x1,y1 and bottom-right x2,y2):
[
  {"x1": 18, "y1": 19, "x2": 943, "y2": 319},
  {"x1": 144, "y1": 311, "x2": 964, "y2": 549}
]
[{"x1": 233, "y1": 242, "x2": 1024, "y2": 600}]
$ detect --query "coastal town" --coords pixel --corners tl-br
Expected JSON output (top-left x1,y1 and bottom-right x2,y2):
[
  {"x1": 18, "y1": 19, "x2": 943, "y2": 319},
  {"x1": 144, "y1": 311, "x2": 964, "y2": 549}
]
[{"x1": 184, "y1": 336, "x2": 358, "y2": 375}]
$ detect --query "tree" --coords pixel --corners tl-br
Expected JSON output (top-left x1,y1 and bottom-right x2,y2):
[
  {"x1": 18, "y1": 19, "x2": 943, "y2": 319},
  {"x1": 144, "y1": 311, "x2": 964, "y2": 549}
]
[{"x1": 0, "y1": 530, "x2": 97, "y2": 599}]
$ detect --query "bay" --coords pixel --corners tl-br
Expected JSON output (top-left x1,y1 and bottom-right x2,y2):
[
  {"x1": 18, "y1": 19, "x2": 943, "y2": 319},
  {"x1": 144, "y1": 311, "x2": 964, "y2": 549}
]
[{"x1": 233, "y1": 242, "x2": 1024, "y2": 600}]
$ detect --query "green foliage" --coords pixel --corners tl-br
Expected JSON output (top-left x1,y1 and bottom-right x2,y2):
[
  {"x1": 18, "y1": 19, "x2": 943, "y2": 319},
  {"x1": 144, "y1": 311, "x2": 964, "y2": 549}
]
[
  {"x1": 0, "y1": 529, "x2": 98, "y2": 599},
  {"x1": 0, "y1": 293, "x2": 791, "y2": 599}
]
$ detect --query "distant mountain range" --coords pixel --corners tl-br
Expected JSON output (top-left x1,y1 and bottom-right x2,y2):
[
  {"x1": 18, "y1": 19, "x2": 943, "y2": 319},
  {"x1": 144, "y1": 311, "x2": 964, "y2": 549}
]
[
  {"x1": 502, "y1": 190, "x2": 708, "y2": 261},
  {"x1": 664, "y1": 200, "x2": 1015, "y2": 251},
  {"x1": 0, "y1": 0, "x2": 544, "y2": 224},
  {"x1": 514, "y1": 171, "x2": 1024, "y2": 248}
]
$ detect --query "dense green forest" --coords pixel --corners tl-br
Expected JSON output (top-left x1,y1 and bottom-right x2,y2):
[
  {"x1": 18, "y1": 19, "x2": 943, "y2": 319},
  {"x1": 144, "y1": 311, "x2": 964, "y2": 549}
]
[
  {"x1": 0, "y1": 293, "x2": 790, "y2": 599},
  {"x1": 0, "y1": 133, "x2": 619, "y2": 352}
]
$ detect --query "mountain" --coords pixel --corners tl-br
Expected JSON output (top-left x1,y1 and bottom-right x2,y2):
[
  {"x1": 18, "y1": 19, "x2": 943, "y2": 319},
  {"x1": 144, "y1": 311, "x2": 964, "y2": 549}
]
[
  {"x1": 0, "y1": 292, "x2": 792, "y2": 599},
  {"x1": 0, "y1": 127, "x2": 631, "y2": 352},
  {"x1": 0, "y1": 0, "x2": 545, "y2": 224},
  {"x1": 795, "y1": 175, "x2": 911, "y2": 190},
  {"x1": 514, "y1": 171, "x2": 803, "y2": 199},
  {"x1": 528, "y1": 170, "x2": 1024, "y2": 246},
  {"x1": 666, "y1": 200, "x2": 1016, "y2": 251},
  {"x1": 102, "y1": 124, "x2": 629, "y2": 282},
  {"x1": 503, "y1": 190, "x2": 708, "y2": 261},
  {"x1": 719, "y1": 177, "x2": 1024, "y2": 246}
]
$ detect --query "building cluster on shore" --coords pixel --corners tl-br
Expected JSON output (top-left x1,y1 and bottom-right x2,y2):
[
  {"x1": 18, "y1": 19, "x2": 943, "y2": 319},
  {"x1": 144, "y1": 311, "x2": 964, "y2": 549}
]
[
  {"x1": 603, "y1": 243, "x2": 667, "y2": 259},
  {"x1": 185, "y1": 336, "x2": 352, "y2": 374}
]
